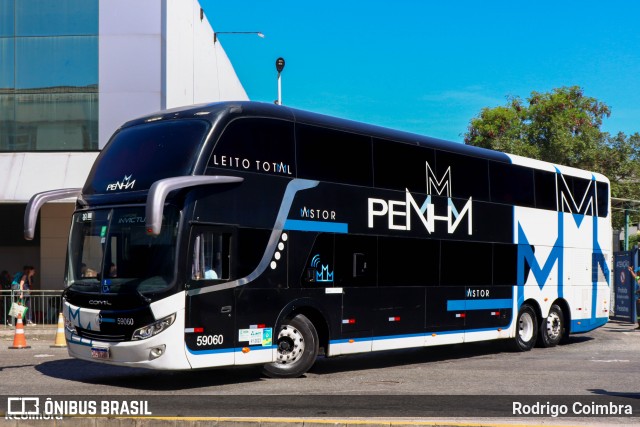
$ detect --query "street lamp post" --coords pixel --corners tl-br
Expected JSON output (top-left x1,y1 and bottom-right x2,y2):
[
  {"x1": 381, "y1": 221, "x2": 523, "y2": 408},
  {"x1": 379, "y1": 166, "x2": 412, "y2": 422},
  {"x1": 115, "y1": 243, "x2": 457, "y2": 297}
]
[
  {"x1": 275, "y1": 57, "x2": 285, "y2": 105},
  {"x1": 213, "y1": 31, "x2": 264, "y2": 44}
]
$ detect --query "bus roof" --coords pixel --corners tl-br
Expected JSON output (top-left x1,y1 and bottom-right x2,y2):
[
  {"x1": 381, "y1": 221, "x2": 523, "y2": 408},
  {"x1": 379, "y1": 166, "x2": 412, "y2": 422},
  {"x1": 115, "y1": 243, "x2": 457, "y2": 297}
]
[
  {"x1": 114, "y1": 100, "x2": 607, "y2": 184},
  {"x1": 120, "y1": 101, "x2": 510, "y2": 164}
]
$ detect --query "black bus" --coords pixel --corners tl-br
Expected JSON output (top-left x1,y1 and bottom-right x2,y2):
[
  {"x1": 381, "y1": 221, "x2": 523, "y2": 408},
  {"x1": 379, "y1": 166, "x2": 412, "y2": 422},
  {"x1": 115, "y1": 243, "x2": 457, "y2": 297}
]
[{"x1": 25, "y1": 101, "x2": 611, "y2": 378}]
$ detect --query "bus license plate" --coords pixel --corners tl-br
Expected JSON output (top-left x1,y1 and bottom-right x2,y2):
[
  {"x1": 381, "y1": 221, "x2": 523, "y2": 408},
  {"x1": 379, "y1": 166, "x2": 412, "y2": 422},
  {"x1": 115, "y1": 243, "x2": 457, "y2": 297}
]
[{"x1": 91, "y1": 347, "x2": 109, "y2": 360}]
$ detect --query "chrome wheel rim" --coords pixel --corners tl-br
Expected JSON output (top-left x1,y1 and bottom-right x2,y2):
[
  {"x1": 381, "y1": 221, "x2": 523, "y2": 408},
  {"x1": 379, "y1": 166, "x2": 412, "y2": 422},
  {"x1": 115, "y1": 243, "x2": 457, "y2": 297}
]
[
  {"x1": 545, "y1": 311, "x2": 561, "y2": 341},
  {"x1": 519, "y1": 311, "x2": 534, "y2": 342},
  {"x1": 275, "y1": 325, "x2": 305, "y2": 364}
]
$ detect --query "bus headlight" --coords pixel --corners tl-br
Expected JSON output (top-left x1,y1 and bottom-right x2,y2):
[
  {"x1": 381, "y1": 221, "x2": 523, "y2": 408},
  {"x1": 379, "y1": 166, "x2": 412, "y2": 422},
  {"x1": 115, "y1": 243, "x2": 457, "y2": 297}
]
[{"x1": 132, "y1": 314, "x2": 176, "y2": 340}]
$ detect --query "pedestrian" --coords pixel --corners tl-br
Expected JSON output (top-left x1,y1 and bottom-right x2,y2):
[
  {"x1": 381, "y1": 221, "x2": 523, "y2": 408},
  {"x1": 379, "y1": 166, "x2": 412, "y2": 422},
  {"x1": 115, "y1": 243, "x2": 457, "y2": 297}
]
[
  {"x1": 0, "y1": 270, "x2": 10, "y2": 325},
  {"x1": 9, "y1": 266, "x2": 29, "y2": 326},
  {"x1": 628, "y1": 266, "x2": 640, "y2": 330},
  {"x1": 20, "y1": 266, "x2": 36, "y2": 325},
  {"x1": 12, "y1": 265, "x2": 36, "y2": 325}
]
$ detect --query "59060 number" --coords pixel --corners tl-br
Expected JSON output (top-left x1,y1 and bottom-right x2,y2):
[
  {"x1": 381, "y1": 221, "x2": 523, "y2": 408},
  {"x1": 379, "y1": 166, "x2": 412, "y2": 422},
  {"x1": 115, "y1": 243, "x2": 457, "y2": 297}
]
[{"x1": 196, "y1": 335, "x2": 224, "y2": 346}]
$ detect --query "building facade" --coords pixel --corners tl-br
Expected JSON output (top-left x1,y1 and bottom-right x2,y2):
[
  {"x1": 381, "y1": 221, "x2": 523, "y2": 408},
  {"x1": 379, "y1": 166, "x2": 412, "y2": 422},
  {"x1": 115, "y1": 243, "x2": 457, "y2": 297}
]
[{"x1": 0, "y1": 0, "x2": 248, "y2": 289}]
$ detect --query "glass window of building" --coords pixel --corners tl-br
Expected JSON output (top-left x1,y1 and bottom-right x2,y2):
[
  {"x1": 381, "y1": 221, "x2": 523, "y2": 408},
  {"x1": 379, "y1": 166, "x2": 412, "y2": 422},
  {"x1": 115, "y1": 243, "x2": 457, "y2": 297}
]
[{"x1": 0, "y1": 0, "x2": 99, "y2": 151}]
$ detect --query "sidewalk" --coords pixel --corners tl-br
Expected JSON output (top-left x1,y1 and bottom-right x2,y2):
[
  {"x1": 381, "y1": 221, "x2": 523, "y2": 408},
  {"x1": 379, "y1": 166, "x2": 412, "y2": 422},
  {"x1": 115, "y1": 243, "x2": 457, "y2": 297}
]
[{"x1": 0, "y1": 323, "x2": 57, "y2": 341}]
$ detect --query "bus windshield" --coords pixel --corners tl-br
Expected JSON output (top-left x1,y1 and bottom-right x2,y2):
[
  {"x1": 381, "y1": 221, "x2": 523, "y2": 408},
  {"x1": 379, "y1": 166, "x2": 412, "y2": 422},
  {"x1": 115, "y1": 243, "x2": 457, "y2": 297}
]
[{"x1": 67, "y1": 206, "x2": 179, "y2": 294}]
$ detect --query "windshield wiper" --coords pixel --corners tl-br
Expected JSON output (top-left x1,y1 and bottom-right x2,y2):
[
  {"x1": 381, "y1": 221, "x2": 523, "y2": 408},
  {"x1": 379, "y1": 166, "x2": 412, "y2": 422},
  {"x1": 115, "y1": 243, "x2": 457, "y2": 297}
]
[{"x1": 137, "y1": 290, "x2": 152, "y2": 304}]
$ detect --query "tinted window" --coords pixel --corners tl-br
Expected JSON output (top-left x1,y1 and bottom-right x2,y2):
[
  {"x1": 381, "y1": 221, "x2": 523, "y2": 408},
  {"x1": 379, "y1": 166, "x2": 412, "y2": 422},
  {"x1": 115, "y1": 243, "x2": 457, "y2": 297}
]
[
  {"x1": 534, "y1": 169, "x2": 556, "y2": 211},
  {"x1": 489, "y1": 161, "x2": 535, "y2": 207},
  {"x1": 373, "y1": 138, "x2": 435, "y2": 193},
  {"x1": 296, "y1": 124, "x2": 372, "y2": 186},
  {"x1": 210, "y1": 118, "x2": 295, "y2": 175},
  {"x1": 435, "y1": 151, "x2": 489, "y2": 201},
  {"x1": 378, "y1": 237, "x2": 439, "y2": 286},
  {"x1": 557, "y1": 175, "x2": 597, "y2": 216},
  {"x1": 492, "y1": 243, "x2": 518, "y2": 286},
  {"x1": 440, "y1": 240, "x2": 492, "y2": 286},
  {"x1": 190, "y1": 228, "x2": 231, "y2": 283},
  {"x1": 237, "y1": 228, "x2": 271, "y2": 278},
  {"x1": 84, "y1": 119, "x2": 209, "y2": 194},
  {"x1": 334, "y1": 234, "x2": 377, "y2": 287},
  {"x1": 596, "y1": 181, "x2": 609, "y2": 218}
]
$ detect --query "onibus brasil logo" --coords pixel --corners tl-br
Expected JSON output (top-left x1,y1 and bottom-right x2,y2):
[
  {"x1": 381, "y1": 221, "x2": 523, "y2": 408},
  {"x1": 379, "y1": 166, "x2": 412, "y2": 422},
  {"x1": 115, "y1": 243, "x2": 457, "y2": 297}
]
[{"x1": 6, "y1": 397, "x2": 152, "y2": 419}]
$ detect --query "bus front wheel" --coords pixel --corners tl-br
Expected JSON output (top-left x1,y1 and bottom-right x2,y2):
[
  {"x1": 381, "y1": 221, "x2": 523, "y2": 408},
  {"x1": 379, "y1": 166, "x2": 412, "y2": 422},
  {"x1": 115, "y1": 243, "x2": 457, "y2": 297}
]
[
  {"x1": 511, "y1": 304, "x2": 538, "y2": 352},
  {"x1": 538, "y1": 304, "x2": 564, "y2": 348},
  {"x1": 262, "y1": 314, "x2": 319, "y2": 378}
]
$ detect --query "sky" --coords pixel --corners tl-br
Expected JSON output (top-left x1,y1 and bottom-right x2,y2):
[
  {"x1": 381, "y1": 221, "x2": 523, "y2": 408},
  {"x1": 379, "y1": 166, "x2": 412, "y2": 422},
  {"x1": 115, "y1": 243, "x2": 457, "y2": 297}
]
[{"x1": 201, "y1": 0, "x2": 640, "y2": 143}]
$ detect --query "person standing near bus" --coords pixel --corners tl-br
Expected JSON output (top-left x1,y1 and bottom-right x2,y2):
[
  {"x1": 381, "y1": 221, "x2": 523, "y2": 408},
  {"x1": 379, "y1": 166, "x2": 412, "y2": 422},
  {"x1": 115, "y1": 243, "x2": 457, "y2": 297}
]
[
  {"x1": 628, "y1": 266, "x2": 640, "y2": 330},
  {"x1": 19, "y1": 266, "x2": 36, "y2": 325}
]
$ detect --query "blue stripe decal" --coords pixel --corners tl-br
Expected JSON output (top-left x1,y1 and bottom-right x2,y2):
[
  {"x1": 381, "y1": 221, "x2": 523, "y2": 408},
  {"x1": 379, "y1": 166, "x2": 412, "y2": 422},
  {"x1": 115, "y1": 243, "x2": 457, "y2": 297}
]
[
  {"x1": 330, "y1": 327, "x2": 507, "y2": 346},
  {"x1": 447, "y1": 299, "x2": 512, "y2": 311},
  {"x1": 285, "y1": 219, "x2": 348, "y2": 233},
  {"x1": 571, "y1": 317, "x2": 608, "y2": 333},
  {"x1": 186, "y1": 345, "x2": 276, "y2": 355},
  {"x1": 100, "y1": 318, "x2": 115, "y2": 323},
  {"x1": 331, "y1": 337, "x2": 372, "y2": 344}
]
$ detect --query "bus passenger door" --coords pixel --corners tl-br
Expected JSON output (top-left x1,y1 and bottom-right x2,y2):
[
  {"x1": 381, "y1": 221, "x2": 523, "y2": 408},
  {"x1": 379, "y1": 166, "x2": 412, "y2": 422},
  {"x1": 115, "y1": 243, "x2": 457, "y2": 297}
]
[{"x1": 184, "y1": 227, "x2": 236, "y2": 369}]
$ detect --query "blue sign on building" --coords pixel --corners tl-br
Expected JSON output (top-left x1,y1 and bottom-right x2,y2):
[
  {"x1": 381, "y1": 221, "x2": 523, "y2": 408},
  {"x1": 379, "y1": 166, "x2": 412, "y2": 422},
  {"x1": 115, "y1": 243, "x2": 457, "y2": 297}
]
[{"x1": 612, "y1": 250, "x2": 638, "y2": 323}]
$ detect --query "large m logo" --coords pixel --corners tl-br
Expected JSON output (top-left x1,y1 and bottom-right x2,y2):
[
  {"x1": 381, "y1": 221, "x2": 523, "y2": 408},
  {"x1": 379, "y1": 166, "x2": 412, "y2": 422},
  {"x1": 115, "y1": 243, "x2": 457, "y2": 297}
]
[
  {"x1": 517, "y1": 171, "x2": 609, "y2": 319},
  {"x1": 556, "y1": 169, "x2": 598, "y2": 228},
  {"x1": 426, "y1": 162, "x2": 451, "y2": 197}
]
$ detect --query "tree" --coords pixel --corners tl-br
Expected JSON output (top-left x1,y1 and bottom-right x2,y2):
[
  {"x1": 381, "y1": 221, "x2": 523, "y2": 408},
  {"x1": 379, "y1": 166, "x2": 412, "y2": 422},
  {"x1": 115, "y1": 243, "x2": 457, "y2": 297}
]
[{"x1": 464, "y1": 86, "x2": 640, "y2": 229}]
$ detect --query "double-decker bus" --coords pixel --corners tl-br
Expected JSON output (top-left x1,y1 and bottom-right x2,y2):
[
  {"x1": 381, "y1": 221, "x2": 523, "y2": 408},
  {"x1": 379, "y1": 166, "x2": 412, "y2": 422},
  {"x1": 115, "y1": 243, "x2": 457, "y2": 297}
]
[{"x1": 25, "y1": 101, "x2": 611, "y2": 378}]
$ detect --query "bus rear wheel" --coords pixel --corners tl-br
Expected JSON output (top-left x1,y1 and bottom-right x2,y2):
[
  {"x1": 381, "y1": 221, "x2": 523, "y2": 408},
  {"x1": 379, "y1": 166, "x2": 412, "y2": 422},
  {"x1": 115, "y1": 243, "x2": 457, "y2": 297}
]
[
  {"x1": 538, "y1": 304, "x2": 564, "y2": 348},
  {"x1": 262, "y1": 314, "x2": 319, "y2": 378},
  {"x1": 511, "y1": 304, "x2": 538, "y2": 351}
]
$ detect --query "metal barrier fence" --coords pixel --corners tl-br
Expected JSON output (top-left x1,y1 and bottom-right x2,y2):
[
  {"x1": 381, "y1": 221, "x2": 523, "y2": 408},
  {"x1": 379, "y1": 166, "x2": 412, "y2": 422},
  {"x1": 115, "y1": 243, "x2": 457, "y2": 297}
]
[{"x1": 1, "y1": 290, "x2": 64, "y2": 326}]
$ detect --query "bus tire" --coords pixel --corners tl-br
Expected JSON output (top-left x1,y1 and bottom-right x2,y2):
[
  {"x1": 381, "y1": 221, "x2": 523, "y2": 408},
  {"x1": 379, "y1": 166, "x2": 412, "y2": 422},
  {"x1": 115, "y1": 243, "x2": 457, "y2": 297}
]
[
  {"x1": 538, "y1": 304, "x2": 564, "y2": 348},
  {"x1": 511, "y1": 304, "x2": 538, "y2": 352},
  {"x1": 262, "y1": 314, "x2": 319, "y2": 378}
]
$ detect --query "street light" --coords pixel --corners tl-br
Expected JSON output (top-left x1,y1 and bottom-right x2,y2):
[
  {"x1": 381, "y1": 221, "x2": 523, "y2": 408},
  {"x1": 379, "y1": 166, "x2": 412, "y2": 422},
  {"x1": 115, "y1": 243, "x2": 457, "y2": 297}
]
[
  {"x1": 213, "y1": 31, "x2": 265, "y2": 44},
  {"x1": 275, "y1": 57, "x2": 285, "y2": 105}
]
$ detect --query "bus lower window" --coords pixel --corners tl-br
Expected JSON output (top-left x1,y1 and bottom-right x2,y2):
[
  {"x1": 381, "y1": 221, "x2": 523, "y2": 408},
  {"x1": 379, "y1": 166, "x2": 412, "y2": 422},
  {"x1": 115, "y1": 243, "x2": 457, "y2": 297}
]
[{"x1": 191, "y1": 232, "x2": 230, "y2": 281}]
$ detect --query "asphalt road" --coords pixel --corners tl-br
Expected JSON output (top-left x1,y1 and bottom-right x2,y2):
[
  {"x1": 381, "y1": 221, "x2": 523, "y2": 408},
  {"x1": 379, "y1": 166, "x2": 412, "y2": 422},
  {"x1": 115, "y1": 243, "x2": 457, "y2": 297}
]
[{"x1": 1, "y1": 320, "x2": 639, "y2": 423}]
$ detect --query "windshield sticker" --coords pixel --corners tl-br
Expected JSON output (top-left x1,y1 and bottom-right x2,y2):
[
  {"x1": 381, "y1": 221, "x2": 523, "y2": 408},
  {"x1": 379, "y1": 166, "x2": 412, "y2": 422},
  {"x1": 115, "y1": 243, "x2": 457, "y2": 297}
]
[
  {"x1": 238, "y1": 327, "x2": 273, "y2": 346},
  {"x1": 101, "y1": 279, "x2": 111, "y2": 294}
]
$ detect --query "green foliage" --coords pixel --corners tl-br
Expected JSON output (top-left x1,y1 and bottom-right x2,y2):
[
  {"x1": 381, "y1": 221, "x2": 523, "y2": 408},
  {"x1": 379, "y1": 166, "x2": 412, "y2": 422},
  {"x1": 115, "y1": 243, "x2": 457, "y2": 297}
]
[{"x1": 464, "y1": 86, "x2": 640, "y2": 229}]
